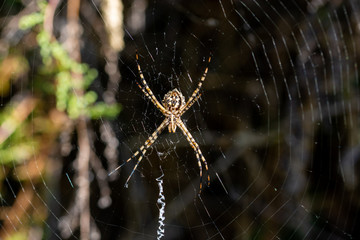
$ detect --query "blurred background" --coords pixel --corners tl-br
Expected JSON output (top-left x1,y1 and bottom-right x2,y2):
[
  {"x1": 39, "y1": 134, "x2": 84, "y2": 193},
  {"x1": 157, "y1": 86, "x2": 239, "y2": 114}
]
[{"x1": 0, "y1": 0, "x2": 360, "y2": 239}]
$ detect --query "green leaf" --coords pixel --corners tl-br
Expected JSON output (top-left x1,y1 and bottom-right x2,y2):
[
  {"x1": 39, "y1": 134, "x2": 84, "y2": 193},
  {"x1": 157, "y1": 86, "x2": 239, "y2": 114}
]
[
  {"x1": 56, "y1": 71, "x2": 72, "y2": 111},
  {"x1": 0, "y1": 142, "x2": 37, "y2": 165},
  {"x1": 88, "y1": 103, "x2": 122, "y2": 119},
  {"x1": 68, "y1": 95, "x2": 83, "y2": 119},
  {"x1": 18, "y1": 12, "x2": 43, "y2": 30},
  {"x1": 6, "y1": 230, "x2": 28, "y2": 240},
  {"x1": 84, "y1": 91, "x2": 98, "y2": 105}
]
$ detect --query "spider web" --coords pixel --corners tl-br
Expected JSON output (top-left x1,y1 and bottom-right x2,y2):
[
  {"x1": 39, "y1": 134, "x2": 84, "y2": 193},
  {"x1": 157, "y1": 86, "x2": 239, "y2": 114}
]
[{"x1": 1, "y1": 0, "x2": 360, "y2": 239}]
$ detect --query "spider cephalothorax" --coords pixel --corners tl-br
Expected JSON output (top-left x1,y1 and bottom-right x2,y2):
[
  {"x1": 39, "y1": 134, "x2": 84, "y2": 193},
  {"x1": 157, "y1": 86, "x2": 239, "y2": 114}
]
[{"x1": 109, "y1": 53, "x2": 211, "y2": 194}]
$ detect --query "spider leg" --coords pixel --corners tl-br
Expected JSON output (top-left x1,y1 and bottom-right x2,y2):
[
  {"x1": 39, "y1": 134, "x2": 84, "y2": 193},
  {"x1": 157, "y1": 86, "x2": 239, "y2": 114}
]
[
  {"x1": 136, "y1": 52, "x2": 168, "y2": 115},
  {"x1": 109, "y1": 119, "x2": 169, "y2": 187},
  {"x1": 180, "y1": 56, "x2": 211, "y2": 114},
  {"x1": 180, "y1": 92, "x2": 202, "y2": 114},
  {"x1": 177, "y1": 119, "x2": 210, "y2": 194}
]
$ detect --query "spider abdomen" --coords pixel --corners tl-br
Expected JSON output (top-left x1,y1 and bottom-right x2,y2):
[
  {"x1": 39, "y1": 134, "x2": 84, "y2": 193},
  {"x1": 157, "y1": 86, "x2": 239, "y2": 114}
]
[{"x1": 162, "y1": 88, "x2": 186, "y2": 111}]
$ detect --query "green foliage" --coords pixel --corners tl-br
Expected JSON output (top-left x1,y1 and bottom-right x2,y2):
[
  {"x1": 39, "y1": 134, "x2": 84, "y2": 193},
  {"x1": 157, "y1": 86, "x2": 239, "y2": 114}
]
[
  {"x1": 18, "y1": 1, "x2": 46, "y2": 30},
  {"x1": 6, "y1": 230, "x2": 28, "y2": 240},
  {"x1": 0, "y1": 0, "x2": 122, "y2": 238},
  {"x1": 18, "y1": 12, "x2": 43, "y2": 30},
  {"x1": 19, "y1": 1, "x2": 121, "y2": 120},
  {"x1": 0, "y1": 0, "x2": 122, "y2": 179},
  {"x1": 0, "y1": 99, "x2": 39, "y2": 166},
  {"x1": 89, "y1": 102, "x2": 122, "y2": 119},
  {"x1": 0, "y1": 142, "x2": 37, "y2": 165}
]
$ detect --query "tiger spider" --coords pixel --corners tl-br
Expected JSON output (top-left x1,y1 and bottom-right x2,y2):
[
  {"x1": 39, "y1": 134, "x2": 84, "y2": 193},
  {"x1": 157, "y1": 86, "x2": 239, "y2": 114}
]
[{"x1": 109, "y1": 52, "x2": 211, "y2": 194}]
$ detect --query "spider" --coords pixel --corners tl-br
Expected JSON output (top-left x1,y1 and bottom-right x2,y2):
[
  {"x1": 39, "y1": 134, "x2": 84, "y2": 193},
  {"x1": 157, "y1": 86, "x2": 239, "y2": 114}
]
[{"x1": 109, "y1": 52, "x2": 211, "y2": 194}]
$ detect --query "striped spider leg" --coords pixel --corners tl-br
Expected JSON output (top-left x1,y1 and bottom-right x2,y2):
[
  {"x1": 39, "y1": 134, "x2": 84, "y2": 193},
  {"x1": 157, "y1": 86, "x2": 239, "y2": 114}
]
[{"x1": 109, "y1": 53, "x2": 211, "y2": 193}]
